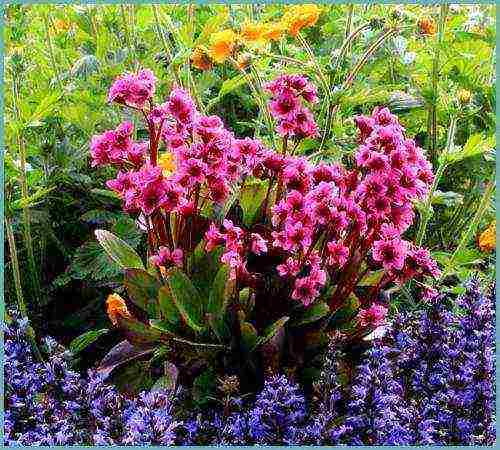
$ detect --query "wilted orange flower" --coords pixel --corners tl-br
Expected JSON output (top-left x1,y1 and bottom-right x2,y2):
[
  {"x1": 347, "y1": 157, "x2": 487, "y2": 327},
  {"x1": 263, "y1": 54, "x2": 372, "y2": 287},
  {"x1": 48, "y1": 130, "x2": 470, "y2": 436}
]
[
  {"x1": 208, "y1": 29, "x2": 238, "y2": 63},
  {"x1": 158, "y1": 152, "x2": 176, "y2": 175},
  {"x1": 281, "y1": 4, "x2": 321, "y2": 37},
  {"x1": 236, "y1": 53, "x2": 252, "y2": 70},
  {"x1": 262, "y1": 22, "x2": 285, "y2": 42},
  {"x1": 418, "y1": 17, "x2": 437, "y2": 36},
  {"x1": 191, "y1": 47, "x2": 212, "y2": 71},
  {"x1": 478, "y1": 221, "x2": 496, "y2": 252},
  {"x1": 106, "y1": 293, "x2": 131, "y2": 325}
]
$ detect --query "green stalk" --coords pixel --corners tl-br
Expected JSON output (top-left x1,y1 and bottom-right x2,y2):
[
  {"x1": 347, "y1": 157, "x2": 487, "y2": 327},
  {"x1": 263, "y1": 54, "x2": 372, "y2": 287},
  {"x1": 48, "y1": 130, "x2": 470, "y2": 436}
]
[
  {"x1": 5, "y1": 216, "x2": 26, "y2": 316},
  {"x1": 416, "y1": 116, "x2": 456, "y2": 247},
  {"x1": 120, "y1": 5, "x2": 133, "y2": 65},
  {"x1": 427, "y1": 4, "x2": 449, "y2": 162},
  {"x1": 42, "y1": 10, "x2": 63, "y2": 90},
  {"x1": 441, "y1": 181, "x2": 494, "y2": 280},
  {"x1": 12, "y1": 79, "x2": 42, "y2": 305},
  {"x1": 6, "y1": 215, "x2": 43, "y2": 361}
]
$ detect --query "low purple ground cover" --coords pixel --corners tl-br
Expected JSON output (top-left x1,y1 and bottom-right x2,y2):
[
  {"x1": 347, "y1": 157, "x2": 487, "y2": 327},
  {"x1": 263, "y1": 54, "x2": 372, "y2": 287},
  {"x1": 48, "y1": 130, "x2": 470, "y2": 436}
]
[{"x1": 4, "y1": 278, "x2": 495, "y2": 446}]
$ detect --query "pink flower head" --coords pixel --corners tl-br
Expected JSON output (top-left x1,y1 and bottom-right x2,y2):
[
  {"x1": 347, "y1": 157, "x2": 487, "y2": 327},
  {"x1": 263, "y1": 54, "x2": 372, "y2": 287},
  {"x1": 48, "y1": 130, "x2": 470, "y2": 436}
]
[
  {"x1": 326, "y1": 241, "x2": 349, "y2": 268},
  {"x1": 354, "y1": 115, "x2": 375, "y2": 142},
  {"x1": 106, "y1": 171, "x2": 134, "y2": 195},
  {"x1": 159, "y1": 181, "x2": 184, "y2": 212},
  {"x1": 223, "y1": 219, "x2": 245, "y2": 247},
  {"x1": 372, "y1": 237, "x2": 409, "y2": 271},
  {"x1": 249, "y1": 233, "x2": 268, "y2": 255},
  {"x1": 357, "y1": 303, "x2": 388, "y2": 328},
  {"x1": 283, "y1": 222, "x2": 312, "y2": 252},
  {"x1": 194, "y1": 115, "x2": 224, "y2": 143},
  {"x1": 167, "y1": 87, "x2": 197, "y2": 124},
  {"x1": 180, "y1": 158, "x2": 207, "y2": 185},
  {"x1": 150, "y1": 246, "x2": 183, "y2": 268},
  {"x1": 205, "y1": 223, "x2": 225, "y2": 252},
  {"x1": 277, "y1": 257, "x2": 301, "y2": 278},
  {"x1": 108, "y1": 69, "x2": 156, "y2": 108},
  {"x1": 292, "y1": 276, "x2": 320, "y2": 306},
  {"x1": 148, "y1": 103, "x2": 169, "y2": 124},
  {"x1": 127, "y1": 142, "x2": 147, "y2": 167},
  {"x1": 372, "y1": 106, "x2": 398, "y2": 127}
]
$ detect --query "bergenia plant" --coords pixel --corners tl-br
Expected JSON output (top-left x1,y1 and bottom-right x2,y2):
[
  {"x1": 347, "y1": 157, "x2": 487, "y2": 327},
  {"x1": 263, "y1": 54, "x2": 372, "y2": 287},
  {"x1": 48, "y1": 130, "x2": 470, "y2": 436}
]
[{"x1": 91, "y1": 69, "x2": 440, "y2": 388}]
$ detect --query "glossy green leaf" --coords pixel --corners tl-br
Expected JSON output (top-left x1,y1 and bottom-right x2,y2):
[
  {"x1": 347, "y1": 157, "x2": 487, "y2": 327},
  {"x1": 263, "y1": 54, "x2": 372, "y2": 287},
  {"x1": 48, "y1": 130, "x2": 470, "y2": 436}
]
[
  {"x1": 124, "y1": 268, "x2": 161, "y2": 315},
  {"x1": 240, "y1": 321, "x2": 258, "y2": 353},
  {"x1": 158, "y1": 285, "x2": 183, "y2": 328},
  {"x1": 69, "y1": 328, "x2": 108, "y2": 354},
  {"x1": 239, "y1": 179, "x2": 268, "y2": 226},
  {"x1": 290, "y1": 302, "x2": 330, "y2": 327},
  {"x1": 253, "y1": 316, "x2": 289, "y2": 350},
  {"x1": 166, "y1": 268, "x2": 205, "y2": 333},
  {"x1": 95, "y1": 229, "x2": 144, "y2": 270}
]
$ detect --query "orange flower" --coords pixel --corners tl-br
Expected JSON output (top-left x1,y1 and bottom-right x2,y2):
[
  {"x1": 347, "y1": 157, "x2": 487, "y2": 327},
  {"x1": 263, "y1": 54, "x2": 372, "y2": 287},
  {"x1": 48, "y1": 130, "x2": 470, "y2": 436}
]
[
  {"x1": 191, "y1": 47, "x2": 213, "y2": 71},
  {"x1": 281, "y1": 4, "x2": 321, "y2": 37},
  {"x1": 262, "y1": 22, "x2": 285, "y2": 42},
  {"x1": 106, "y1": 293, "x2": 131, "y2": 325},
  {"x1": 240, "y1": 22, "x2": 266, "y2": 44},
  {"x1": 208, "y1": 29, "x2": 238, "y2": 63},
  {"x1": 478, "y1": 221, "x2": 496, "y2": 253},
  {"x1": 418, "y1": 17, "x2": 437, "y2": 36},
  {"x1": 158, "y1": 152, "x2": 176, "y2": 176},
  {"x1": 53, "y1": 19, "x2": 70, "y2": 34}
]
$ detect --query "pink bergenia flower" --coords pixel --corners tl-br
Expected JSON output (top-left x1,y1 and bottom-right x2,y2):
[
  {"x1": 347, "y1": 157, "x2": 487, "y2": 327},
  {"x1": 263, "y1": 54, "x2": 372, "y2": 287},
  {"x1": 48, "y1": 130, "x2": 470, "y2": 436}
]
[
  {"x1": 357, "y1": 303, "x2": 388, "y2": 328},
  {"x1": 250, "y1": 233, "x2": 268, "y2": 255},
  {"x1": 150, "y1": 246, "x2": 183, "y2": 268},
  {"x1": 326, "y1": 241, "x2": 349, "y2": 268},
  {"x1": 372, "y1": 237, "x2": 409, "y2": 271},
  {"x1": 167, "y1": 87, "x2": 197, "y2": 124},
  {"x1": 292, "y1": 276, "x2": 320, "y2": 307},
  {"x1": 108, "y1": 69, "x2": 156, "y2": 108},
  {"x1": 205, "y1": 223, "x2": 225, "y2": 252},
  {"x1": 277, "y1": 257, "x2": 301, "y2": 277}
]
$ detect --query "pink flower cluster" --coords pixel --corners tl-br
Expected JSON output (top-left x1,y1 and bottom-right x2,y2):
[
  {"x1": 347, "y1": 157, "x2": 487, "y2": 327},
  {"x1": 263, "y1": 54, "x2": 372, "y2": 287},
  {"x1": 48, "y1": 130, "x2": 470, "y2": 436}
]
[
  {"x1": 264, "y1": 74, "x2": 318, "y2": 138},
  {"x1": 90, "y1": 122, "x2": 147, "y2": 168},
  {"x1": 108, "y1": 69, "x2": 156, "y2": 108},
  {"x1": 205, "y1": 220, "x2": 267, "y2": 280},
  {"x1": 263, "y1": 106, "x2": 439, "y2": 306}
]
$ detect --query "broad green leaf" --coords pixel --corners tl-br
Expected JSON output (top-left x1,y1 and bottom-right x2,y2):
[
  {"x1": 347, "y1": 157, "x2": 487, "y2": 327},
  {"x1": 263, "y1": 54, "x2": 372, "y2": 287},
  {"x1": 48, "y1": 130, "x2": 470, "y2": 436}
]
[
  {"x1": 290, "y1": 302, "x2": 330, "y2": 327},
  {"x1": 116, "y1": 315, "x2": 162, "y2": 346},
  {"x1": 239, "y1": 179, "x2": 268, "y2": 226},
  {"x1": 95, "y1": 229, "x2": 144, "y2": 270},
  {"x1": 166, "y1": 268, "x2": 205, "y2": 333},
  {"x1": 240, "y1": 321, "x2": 258, "y2": 353},
  {"x1": 124, "y1": 269, "x2": 161, "y2": 316},
  {"x1": 443, "y1": 133, "x2": 494, "y2": 165},
  {"x1": 207, "y1": 264, "x2": 233, "y2": 316},
  {"x1": 69, "y1": 328, "x2": 108, "y2": 354},
  {"x1": 158, "y1": 286, "x2": 183, "y2": 328},
  {"x1": 253, "y1": 316, "x2": 289, "y2": 350},
  {"x1": 151, "y1": 319, "x2": 227, "y2": 349}
]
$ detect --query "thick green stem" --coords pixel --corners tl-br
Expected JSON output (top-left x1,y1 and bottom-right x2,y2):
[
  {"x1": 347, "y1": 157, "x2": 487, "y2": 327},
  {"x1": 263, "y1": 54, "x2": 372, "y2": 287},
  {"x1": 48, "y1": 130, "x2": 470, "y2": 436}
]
[
  {"x1": 12, "y1": 79, "x2": 42, "y2": 305},
  {"x1": 5, "y1": 217, "x2": 26, "y2": 316}
]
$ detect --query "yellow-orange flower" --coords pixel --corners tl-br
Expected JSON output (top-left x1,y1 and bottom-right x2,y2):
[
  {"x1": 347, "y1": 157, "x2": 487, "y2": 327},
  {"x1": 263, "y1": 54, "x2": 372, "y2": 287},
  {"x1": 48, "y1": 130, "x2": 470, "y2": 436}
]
[
  {"x1": 106, "y1": 293, "x2": 131, "y2": 325},
  {"x1": 208, "y1": 29, "x2": 238, "y2": 63},
  {"x1": 281, "y1": 4, "x2": 321, "y2": 37},
  {"x1": 262, "y1": 22, "x2": 285, "y2": 42},
  {"x1": 158, "y1": 152, "x2": 176, "y2": 176},
  {"x1": 457, "y1": 89, "x2": 472, "y2": 104},
  {"x1": 240, "y1": 22, "x2": 266, "y2": 44},
  {"x1": 191, "y1": 47, "x2": 213, "y2": 71},
  {"x1": 53, "y1": 19, "x2": 70, "y2": 34},
  {"x1": 478, "y1": 221, "x2": 496, "y2": 253},
  {"x1": 418, "y1": 17, "x2": 437, "y2": 36}
]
